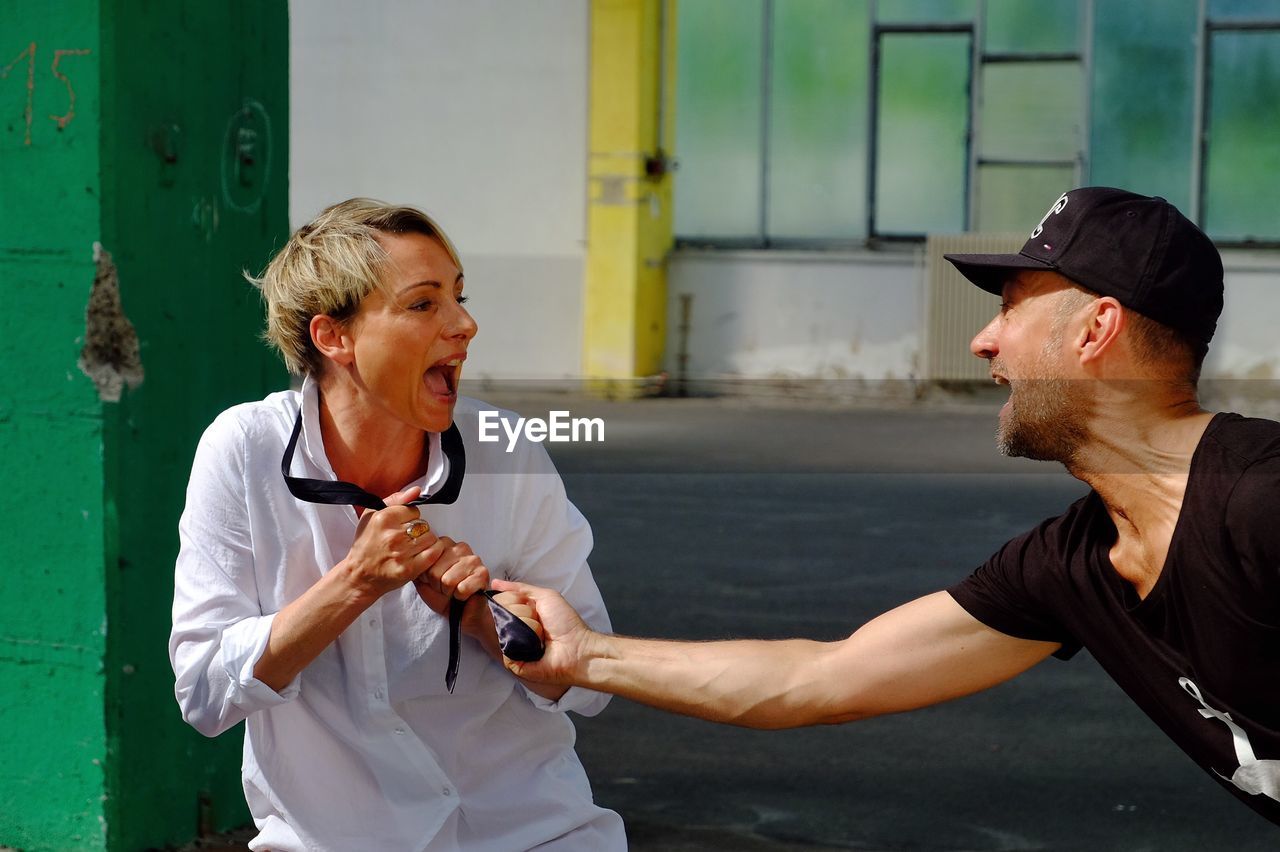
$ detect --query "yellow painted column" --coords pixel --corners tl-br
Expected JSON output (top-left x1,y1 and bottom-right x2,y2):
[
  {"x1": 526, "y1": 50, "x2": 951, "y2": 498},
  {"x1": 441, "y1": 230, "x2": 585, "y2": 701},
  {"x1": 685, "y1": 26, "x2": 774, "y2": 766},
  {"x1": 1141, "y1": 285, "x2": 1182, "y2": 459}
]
[{"x1": 584, "y1": 0, "x2": 676, "y2": 393}]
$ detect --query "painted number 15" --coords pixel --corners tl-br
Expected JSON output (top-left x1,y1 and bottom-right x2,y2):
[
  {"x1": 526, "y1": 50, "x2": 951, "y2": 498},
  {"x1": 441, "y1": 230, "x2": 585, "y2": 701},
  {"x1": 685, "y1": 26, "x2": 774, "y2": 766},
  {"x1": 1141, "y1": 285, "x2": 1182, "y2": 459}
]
[{"x1": 3, "y1": 42, "x2": 93, "y2": 146}]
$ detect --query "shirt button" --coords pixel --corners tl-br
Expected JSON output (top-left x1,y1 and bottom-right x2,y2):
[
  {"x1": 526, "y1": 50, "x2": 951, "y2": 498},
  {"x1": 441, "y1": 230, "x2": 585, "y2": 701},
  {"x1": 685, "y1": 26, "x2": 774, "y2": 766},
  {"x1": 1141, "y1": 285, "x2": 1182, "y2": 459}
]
[
  {"x1": 394, "y1": 727, "x2": 405, "y2": 735},
  {"x1": 442, "y1": 787, "x2": 453, "y2": 797},
  {"x1": 373, "y1": 689, "x2": 384, "y2": 700},
  {"x1": 368, "y1": 617, "x2": 378, "y2": 628}
]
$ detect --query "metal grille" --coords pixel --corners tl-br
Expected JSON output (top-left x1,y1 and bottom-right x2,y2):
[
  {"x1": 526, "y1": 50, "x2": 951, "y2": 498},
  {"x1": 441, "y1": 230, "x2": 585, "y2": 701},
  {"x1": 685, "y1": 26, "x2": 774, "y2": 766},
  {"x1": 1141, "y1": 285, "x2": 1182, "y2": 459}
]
[{"x1": 923, "y1": 232, "x2": 1024, "y2": 382}]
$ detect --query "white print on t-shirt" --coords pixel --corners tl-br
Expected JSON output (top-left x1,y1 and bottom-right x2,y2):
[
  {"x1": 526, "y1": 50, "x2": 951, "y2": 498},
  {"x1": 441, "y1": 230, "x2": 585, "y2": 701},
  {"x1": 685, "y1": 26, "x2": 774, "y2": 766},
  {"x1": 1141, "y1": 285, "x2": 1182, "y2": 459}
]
[{"x1": 1180, "y1": 676, "x2": 1280, "y2": 801}]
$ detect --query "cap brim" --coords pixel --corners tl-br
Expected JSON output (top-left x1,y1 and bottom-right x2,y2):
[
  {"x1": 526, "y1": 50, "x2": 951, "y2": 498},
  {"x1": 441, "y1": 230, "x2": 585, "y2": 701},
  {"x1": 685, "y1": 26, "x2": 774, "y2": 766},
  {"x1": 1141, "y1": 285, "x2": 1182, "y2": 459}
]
[{"x1": 943, "y1": 252, "x2": 1056, "y2": 296}]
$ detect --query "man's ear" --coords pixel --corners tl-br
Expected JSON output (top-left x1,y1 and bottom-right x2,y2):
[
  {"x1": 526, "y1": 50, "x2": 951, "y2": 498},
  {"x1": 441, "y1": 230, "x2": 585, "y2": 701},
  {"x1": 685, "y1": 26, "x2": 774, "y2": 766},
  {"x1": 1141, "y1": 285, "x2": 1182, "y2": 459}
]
[
  {"x1": 1078, "y1": 297, "x2": 1124, "y2": 364},
  {"x1": 310, "y1": 314, "x2": 355, "y2": 368}
]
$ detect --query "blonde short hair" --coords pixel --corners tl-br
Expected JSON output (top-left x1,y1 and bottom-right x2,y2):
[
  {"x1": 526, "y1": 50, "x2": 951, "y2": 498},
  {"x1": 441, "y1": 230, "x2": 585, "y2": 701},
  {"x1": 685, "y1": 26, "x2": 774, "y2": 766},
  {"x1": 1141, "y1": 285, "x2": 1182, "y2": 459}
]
[{"x1": 248, "y1": 198, "x2": 463, "y2": 375}]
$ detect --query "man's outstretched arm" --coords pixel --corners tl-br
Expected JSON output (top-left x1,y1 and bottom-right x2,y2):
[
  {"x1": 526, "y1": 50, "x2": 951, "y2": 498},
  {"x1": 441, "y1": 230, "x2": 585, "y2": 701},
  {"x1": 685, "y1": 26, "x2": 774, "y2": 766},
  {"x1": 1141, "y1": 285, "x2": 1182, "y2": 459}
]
[{"x1": 491, "y1": 581, "x2": 1058, "y2": 730}]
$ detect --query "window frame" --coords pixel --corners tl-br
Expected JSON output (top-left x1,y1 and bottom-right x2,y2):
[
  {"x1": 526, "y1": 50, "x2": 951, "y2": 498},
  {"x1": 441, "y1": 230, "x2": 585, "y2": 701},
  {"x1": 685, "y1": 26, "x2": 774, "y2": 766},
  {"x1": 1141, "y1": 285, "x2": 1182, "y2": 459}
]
[
  {"x1": 674, "y1": 0, "x2": 1092, "y2": 249},
  {"x1": 1194, "y1": 9, "x2": 1280, "y2": 247},
  {"x1": 970, "y1": 50, "x2": 1087, "y2": 232},
  {"x1": 867, "y1": 22, "x2": 976, "y2": 242}
]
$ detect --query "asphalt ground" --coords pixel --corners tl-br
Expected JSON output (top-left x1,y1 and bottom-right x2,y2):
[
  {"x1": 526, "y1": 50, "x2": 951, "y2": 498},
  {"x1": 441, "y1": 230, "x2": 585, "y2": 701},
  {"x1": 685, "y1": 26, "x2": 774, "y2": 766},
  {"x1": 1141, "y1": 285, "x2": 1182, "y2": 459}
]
[
  {"x1": 182, "y1": 391, "x2": 1278, "y2": 851},
  {"x1": 535, "y1": 392, "x2": 1277, "y2": 851}
]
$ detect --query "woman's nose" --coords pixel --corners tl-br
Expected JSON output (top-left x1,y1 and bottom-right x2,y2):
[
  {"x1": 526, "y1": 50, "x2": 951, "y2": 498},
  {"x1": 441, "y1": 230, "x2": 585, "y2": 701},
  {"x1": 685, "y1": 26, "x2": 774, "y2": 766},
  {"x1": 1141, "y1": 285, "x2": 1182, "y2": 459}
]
[{"x1": 449, "y1": 302, "x2": 478, "y2": 340}]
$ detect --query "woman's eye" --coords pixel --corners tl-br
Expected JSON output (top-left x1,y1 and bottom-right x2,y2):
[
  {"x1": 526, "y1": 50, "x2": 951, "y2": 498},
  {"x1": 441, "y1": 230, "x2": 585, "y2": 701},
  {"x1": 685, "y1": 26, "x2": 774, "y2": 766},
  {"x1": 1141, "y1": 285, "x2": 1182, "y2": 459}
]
[{"x1": 410, "y1": 300, "x2": 434, "y2": 312}]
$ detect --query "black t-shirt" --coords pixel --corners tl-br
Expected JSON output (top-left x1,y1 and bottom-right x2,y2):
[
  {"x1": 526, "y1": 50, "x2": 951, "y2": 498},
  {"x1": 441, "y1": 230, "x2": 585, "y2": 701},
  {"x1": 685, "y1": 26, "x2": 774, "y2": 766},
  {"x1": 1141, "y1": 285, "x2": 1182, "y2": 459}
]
[{"x1": 950, "y1": 412, "x2": 1280, "y2": 826}]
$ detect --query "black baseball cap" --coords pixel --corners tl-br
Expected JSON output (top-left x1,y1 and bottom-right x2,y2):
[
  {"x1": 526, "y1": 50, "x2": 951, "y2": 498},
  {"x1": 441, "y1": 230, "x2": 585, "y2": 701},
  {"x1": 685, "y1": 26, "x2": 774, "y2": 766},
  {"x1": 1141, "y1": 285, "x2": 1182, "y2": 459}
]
[{"x1": 944, "y1": 187, "x2": 1224, "y2": 344}]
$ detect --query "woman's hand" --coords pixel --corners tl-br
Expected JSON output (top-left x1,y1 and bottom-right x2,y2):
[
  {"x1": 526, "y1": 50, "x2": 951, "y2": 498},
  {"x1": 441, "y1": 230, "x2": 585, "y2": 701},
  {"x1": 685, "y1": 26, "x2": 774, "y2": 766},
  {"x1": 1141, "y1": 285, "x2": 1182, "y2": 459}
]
[
  {"x1": 411, "y1": 537, "x2": 491, "y2": 616},
  {"x1": 337, "y1": 486, "x2": 443, "y2": 602}
]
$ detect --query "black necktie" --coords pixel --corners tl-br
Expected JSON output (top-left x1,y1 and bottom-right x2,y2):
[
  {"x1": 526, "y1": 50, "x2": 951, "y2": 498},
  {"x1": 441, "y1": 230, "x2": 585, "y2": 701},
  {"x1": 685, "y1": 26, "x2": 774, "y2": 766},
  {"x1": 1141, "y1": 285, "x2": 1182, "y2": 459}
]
[{"x1": 280, "y1": 409, "x2": 543, "y2": 693}]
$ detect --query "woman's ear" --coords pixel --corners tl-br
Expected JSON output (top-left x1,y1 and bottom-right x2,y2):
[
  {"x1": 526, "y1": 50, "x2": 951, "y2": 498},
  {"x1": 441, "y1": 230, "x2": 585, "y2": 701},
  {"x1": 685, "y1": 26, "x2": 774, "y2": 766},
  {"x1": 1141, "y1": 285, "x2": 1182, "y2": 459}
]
[{"x1": 310, "y1": 314, "x2": 355, "y2": 368}]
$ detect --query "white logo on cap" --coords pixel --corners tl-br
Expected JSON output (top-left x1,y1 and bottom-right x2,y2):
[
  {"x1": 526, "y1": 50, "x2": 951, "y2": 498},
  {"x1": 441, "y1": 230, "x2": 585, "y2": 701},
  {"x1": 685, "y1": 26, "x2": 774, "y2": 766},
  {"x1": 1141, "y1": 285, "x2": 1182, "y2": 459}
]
[{"x1": 1031, "y1": 193, "x2": 1069, "y2": 239}]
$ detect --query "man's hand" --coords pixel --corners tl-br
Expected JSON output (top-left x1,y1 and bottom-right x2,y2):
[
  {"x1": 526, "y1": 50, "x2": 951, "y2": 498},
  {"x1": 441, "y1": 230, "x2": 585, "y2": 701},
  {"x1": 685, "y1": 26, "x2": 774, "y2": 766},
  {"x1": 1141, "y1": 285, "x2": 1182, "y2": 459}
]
[{"x1": 488, "y1": 579, "x2": 600, "y2": 684}]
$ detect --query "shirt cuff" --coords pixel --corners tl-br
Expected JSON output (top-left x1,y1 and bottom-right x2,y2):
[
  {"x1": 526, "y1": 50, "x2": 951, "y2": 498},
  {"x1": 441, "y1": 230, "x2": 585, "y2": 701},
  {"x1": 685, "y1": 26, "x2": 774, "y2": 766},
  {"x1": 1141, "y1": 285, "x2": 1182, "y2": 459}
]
[
  {"x1": 221, "y1": 613, "x2": 302, "y2": 708},
  {"x1": 520, "y1": 683, "x2": 610, "y2": 716}
]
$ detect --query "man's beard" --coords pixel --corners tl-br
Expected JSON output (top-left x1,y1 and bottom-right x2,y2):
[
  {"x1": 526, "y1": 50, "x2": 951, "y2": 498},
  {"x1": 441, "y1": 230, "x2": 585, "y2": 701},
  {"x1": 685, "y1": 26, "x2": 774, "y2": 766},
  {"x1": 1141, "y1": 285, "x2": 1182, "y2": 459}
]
[{"x1": 994, "y1": 354, "x2": 1091, "y2": 464}]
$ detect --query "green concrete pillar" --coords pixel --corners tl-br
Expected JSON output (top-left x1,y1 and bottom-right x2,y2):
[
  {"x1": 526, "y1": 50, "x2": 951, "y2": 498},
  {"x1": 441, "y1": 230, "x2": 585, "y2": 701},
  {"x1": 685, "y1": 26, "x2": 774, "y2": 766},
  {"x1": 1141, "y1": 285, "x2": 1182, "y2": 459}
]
[{"x1": 0, "y1": 2, "x2": 289, "y2": 849}]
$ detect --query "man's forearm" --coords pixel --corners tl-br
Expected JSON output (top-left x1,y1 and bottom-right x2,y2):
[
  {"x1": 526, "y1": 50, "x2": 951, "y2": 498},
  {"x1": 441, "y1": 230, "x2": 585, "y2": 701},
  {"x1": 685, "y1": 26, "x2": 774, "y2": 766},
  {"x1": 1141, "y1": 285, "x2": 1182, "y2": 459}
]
[
  {"x1": 497, "y1": 585, "x2": 1054, "y2": 727},
  {"x1": 577, "y1": 634, "x2": 858, "y2": 730}
]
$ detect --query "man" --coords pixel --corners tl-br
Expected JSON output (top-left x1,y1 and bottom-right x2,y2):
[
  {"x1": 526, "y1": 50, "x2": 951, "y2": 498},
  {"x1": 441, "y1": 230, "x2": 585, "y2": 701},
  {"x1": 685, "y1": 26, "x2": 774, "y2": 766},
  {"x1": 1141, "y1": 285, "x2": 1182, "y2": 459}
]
[{"x1": 494, "y1": 187, "x2": 1280, "y2": 826}]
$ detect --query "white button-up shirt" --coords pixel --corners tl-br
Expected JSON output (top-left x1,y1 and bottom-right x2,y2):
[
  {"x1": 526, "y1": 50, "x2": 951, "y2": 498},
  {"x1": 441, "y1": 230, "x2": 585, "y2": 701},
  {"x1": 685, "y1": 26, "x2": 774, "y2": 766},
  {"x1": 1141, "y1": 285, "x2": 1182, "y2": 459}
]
[{"x1": 169, "y1": 380, "x2": 623, "y2": 851}]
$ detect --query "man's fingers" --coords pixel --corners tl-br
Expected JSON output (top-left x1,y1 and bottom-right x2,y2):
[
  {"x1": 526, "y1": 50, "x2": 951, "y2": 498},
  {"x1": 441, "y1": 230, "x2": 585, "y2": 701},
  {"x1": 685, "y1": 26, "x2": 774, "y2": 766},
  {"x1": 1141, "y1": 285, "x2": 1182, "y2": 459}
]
[
  {"x1": 488, "y1": 590, "x2": 524, "y2": 608},
  {"x1": 501, "y1": 601, "x2": 535, "y2": 619},
  {"x1": 490, "y1": 578, "x2": 543, "y2": 598}
]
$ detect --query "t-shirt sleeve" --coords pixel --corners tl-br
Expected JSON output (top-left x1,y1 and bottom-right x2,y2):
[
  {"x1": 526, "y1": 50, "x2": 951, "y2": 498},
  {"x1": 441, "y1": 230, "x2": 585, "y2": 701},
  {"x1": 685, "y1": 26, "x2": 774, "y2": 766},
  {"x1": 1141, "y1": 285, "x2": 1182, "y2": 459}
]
[
  {"x1": 948, "y1": 517, "x2": 1084, "y2": 661},
  {"x1": 1224, "y1": 454, "x2": 1280, "y2": 598}
]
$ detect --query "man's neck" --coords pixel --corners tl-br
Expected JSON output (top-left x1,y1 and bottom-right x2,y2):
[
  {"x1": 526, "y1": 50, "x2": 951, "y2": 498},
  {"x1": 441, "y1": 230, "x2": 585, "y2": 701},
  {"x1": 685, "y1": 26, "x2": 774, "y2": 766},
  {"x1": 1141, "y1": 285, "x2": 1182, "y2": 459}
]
[{"x1": 1067, "y1": 403, "x2": 1215, "y2": 596}]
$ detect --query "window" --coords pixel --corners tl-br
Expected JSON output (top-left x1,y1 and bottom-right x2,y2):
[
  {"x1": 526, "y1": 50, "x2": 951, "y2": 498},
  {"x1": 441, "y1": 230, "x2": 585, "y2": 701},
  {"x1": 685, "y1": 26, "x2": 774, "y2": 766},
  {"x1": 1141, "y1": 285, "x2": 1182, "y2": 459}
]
[
  {"x1": 674, "y1": 0, "x2": 869, "y2": 244},
  {"x1": 1199, "y1": 0, "x2": 1280, "y2": 243},
  {"x1": 870, "y1": 26, "x2": 972, "y2": 236},
  {"x1": 675, "y1": 0, "x2": 1087, "y2": 246},
  {"x1": 972, "y1": 0, "x2": 1084, "y2": 232}
]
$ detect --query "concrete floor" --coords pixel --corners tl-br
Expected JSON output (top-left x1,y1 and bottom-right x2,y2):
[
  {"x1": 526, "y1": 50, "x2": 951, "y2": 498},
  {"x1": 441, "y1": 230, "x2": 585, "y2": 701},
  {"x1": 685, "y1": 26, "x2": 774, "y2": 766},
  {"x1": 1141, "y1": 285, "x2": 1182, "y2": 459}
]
[{"x1": 179, "y1": 391, "x2": 1279, "y2": 850}]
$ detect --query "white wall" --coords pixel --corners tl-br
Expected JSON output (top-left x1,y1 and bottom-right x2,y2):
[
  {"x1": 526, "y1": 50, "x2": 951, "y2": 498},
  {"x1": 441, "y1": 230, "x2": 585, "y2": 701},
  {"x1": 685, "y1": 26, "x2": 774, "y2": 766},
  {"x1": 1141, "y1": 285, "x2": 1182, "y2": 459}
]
[
  {"x1": 1207, "y1": 251, "x2": 1280, "y2": 381},
  {"x1": 290, "y1": 0, "x2": 589, "y2": 379},
  {"x1": 666, "y1": 247, "x2": 1280, "y2": 395},
  {"x1": 665, "y1": 249, "x2": 923, "y2": 391},
  {"x1": 288, "y1": 2, "x2": 1280, "y2": 394}
]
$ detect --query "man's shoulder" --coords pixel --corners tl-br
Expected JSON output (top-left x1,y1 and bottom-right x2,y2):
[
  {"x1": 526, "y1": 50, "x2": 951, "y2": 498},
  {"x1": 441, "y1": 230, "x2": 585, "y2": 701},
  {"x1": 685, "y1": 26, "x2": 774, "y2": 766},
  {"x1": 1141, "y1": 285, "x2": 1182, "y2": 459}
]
[
  {"x1": 974, "y1": 492, "x2": 1102, "y2": 586},
  {"x1": 1018, "y1": 491, "x2": 1103, "y2": 550},
  {"x1": 1202, "y1": 411, "x2": 1280, "y2": 468}
]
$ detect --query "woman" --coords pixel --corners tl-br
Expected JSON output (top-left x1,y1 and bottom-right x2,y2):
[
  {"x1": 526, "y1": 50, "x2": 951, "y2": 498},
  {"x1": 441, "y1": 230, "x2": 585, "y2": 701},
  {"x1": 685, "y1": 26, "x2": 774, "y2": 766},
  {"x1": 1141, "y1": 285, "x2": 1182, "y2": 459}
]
[{"x1": 169, "y1": 199, "x2": 624, "y2": 850}]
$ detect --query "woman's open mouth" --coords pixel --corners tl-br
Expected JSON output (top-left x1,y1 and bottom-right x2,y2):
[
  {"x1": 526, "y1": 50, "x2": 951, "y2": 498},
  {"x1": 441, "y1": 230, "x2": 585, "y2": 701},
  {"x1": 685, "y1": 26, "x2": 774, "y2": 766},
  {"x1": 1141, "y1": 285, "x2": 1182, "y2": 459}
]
[{"x1": 424, "y1": 356, "x2": 464, "y2": 400}]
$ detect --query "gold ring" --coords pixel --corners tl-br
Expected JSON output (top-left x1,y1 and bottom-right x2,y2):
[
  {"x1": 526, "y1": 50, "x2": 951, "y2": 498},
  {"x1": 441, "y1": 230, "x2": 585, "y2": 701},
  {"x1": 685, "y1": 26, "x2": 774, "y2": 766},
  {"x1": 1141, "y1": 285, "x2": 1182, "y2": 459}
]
[{"x1": 405, "y1": 520, "x2": 431, "y2": 540}]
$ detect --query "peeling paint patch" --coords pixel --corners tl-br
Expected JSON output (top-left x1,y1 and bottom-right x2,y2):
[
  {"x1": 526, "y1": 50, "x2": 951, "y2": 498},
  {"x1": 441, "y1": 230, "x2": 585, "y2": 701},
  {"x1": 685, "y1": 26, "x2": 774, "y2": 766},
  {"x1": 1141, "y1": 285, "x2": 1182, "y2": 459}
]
[{"x1": 78, "y1": 243, "x2": 143, "y2": 402}]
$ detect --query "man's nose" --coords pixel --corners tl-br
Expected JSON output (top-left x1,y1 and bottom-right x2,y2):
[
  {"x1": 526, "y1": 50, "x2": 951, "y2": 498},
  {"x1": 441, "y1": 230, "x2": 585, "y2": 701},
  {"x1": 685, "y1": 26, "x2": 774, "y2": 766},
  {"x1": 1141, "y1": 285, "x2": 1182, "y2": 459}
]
[{"x1": 970, "y1": 316, "x2": 999, "y2": 360}]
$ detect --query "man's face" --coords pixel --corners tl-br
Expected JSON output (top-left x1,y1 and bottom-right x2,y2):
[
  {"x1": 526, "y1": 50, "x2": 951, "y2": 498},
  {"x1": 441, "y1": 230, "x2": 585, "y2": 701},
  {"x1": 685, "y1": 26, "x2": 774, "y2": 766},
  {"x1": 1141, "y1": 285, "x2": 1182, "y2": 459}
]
[{"x1": 970, "y1": 271, "x2": 1092, "y2": 463}]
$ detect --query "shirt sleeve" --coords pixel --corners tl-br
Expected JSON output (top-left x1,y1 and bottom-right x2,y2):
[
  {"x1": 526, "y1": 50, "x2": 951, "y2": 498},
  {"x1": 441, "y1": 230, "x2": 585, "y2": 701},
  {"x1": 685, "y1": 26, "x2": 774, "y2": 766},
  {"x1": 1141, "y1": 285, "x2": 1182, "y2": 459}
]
[
  {"x1": 505, "y1": 440, "x2": 613, "y2": 717},
  {"x1": 169, "y1": 413, "x2": 299, "y2": 738},
  {"x1": 947, "y1": 516, "x2": 1083, "y2": 661},
  {"x1": 1224, "y1": 454, "x2": 1280, "y2": 596}
]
